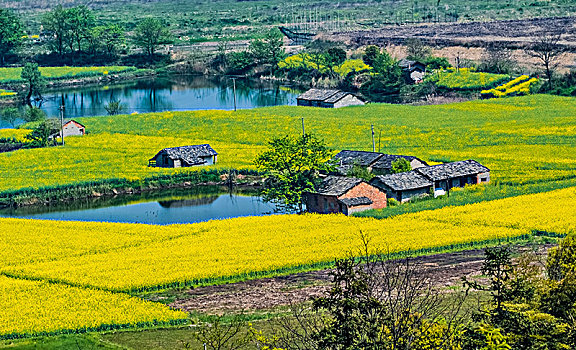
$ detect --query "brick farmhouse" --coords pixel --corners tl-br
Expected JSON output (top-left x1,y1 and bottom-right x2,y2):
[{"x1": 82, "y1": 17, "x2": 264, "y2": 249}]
[{"x1": 304, "y1": 176, "x2": 387, "y2": 215}]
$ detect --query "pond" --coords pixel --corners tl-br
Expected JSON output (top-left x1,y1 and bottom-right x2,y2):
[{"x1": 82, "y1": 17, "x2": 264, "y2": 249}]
[
  {"x1": 0, "y1": 75, "x2": 302, "y2": 128},
  {"x1": 0, "y1": 186, "x2": 283, "y2": 225}
]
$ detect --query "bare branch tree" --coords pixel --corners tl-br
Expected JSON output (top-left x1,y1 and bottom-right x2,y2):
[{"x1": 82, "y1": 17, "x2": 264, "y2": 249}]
[{"x1": 527, "y1": 32, "x2": 567, "y2": 90}]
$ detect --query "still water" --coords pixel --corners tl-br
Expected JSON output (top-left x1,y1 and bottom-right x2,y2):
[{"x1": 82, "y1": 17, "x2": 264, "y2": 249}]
[
  {"x1": 0, "y1": 187, "x2": 281, "y2": 225},
  {"x1": 1, "y1": 75, "x2": 301, "y2": 128}
]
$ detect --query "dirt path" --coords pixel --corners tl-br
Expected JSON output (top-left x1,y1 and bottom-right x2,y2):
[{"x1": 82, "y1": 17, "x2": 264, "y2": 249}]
[{"x1": 165, "y1": 245, "x2": 552, "y2": 315}]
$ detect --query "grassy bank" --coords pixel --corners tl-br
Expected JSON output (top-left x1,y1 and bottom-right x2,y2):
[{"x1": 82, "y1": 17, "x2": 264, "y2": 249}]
[{"x1": 0, "y1": 66, "x2": 137, "y2": 84}]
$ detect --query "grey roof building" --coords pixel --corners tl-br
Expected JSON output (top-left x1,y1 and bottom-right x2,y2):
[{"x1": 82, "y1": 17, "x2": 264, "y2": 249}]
[
  {"x1": 297, "y1": 89, "x2": 365, "y2": 108},
  {"x1": 371, "y1": 172, "x2": 433, "y2": 203},
  {"x1": 149, "y1": 144, "x2": 218, "y2": 168},
  {"x1": 333, "y1": 150, "x2": 428, "y2": 175},
  {"x1": 315, "y1": 176, "x2": 364, "y2": 196},
  {"x1": 415, "y1": 160, "x2": 490, "y2": 182}
]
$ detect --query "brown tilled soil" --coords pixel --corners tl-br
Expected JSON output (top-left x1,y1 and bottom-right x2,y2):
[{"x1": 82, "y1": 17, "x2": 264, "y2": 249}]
[{"x1": 165, "y1": 244, "x2": 552, "y2": 315}]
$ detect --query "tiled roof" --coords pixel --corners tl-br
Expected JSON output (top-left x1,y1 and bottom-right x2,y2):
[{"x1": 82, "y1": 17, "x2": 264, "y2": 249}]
[
  {"x1": 339, "y1": 197, "x2": 373, "y2": 207},
  {"x1": 151, "y1": 144, "x2": 218, "y2": 166},
  {"x1": 371, "y1": 154, "x2": 428, "y2": 170},
  {"x1": 315, "y1": 176, "x2": 364, "y2": 196},
  {"x1": 334, "y1": 150, "x2": 383, "y2": 167},
  {"x1": 297, "y1": 89, "x2": 354, "y2": 103},
  {"x1": 415, "y1": 160, "x2": 490, "y2": 181},
  {"x1": 371, "y1": 171, "x2": 433, "y2": 191}
]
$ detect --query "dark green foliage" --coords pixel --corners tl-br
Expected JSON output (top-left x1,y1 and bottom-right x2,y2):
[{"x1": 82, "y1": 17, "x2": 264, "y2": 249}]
[
  {"x1": 1, "y1": 107, "x2": 20, "y2": 127},
  {"x1": 23, "y1": 106, "x2": 46, "y2": 123},
  {"x1": 391, "y1": 158, "x2": 411, "y2": 174},
  {"x1": 425, "y1": 56, "x2": 452, "y2": 70},
  {"x1": 20, "y1": 62, "x2": 44, "y2": 105},
  {"x1": 0, "y1": 9, "x2": 24, "y2": 66},
  {"x1": 24, "y1": 120, "x2": 59, "y2": 148},
  {"x1": 254, "y1": 133, "x2": 335, "y2": 212},
  {"x1": 0, "y1": 136, "x2": 22, "y2": 153},
  {"x1": 104, "y1": 100, "x2": 125, "y2": 115},
  {"x1": 362, "y1": 45, "x2": 381, "y2": 67},
  {"x1": 405, "y1": 38, "x2": 432, "y2": 61},
  {"x1": 89, "y1": 25, "x2": 126, "y2": 57},
  {"x1": 360, "y1": 46, "x2": 404, "y2": 101},
  {"x1": 325, "y1": 47, "x2": 347, "y2": 70},
  {"x1": 41, "y1": 5, "x2": 72, "y2": 56},
  {"x1": 133, "y1": 18, "x2": 173, "y2": 56},
  {"x1": 346, "y1": 163, "x2": 373, "y2": 181}
]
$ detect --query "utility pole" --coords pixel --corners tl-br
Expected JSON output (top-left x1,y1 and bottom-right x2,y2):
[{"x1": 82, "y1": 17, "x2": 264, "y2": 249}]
[
  {"x1": 371, "y1": 124, "x2": 375, "y2": 152},
  {"x1": 232, "y1": 78, "x2": 237, "y2": 111},
  {"x1": 301, "y1": 117, "x2": 305, "y2": 137},
  {"x1": 60, "y1": 96, "x2": 65, "y2": 146}
]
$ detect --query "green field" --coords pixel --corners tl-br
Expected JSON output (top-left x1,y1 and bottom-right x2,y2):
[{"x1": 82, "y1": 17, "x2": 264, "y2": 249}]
[
  {"x1": 0, "y1": 66, "x2": 136, "y2": 83},
  {"x1": 2, "y1": 95, "x2": 575, "y2": 193},
  {"x1": 4, "y1": 0, "x2": 576, "y2": 43}
]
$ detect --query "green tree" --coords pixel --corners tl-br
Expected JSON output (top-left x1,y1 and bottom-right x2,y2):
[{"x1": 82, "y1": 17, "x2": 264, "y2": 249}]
[
  {"x1": 254, "y1": 134, "x2": 335, "y2": 212},
  {"x1": 89, "y1": 25, "x2": 125, "y2": 56},
  {"x1": 24, "y1": 120, "x2": 58, "y2": 147},
  {"x1": 405, "y1": 38, "x2": 432, "y2": 61},
  {"x1": 133, "y1": 18, "x2": 172, "y2": 56},
  {"x1": 0, "y1": 9, "x2": 24, "y2": 66},
  {"x1": 363, "y1": 45, "x2": 381, "y2": 67},
  {"x1": 67, "y1": 5, "x2": 95, "y2": 52},
  {"x1": 1, "y1": 107, "x2": 20, "y2": 127},
  {"x1": 21, "y1": 62, "x2": 44, "y2": 105},
  {"x1": 249, "y1": 29, "x2": 285, "y2": 68},
  {"x1": 391, "y1": 158, "x2": 411, "y2": 173},
  {"x1": 23, "y1": 106, "x2": 46, "y2": 123},
  {"x1": 325, "y1": 47, "x2": 347, "y2": 72},
  {"x1": 42, "y1": 5, "x2": 72, "y2": 56}
]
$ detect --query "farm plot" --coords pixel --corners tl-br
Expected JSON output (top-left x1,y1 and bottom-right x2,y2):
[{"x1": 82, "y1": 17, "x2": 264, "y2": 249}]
[
  {"x1": 0, "y1": 276, "x2": 187, "y2": 339},
  {"x1": 1, "y1": 95, "x2": 575, "y2": 193},
  {"x1": 1, "y1": 186, "x2": 575, "y2": 292},
  {"x1": 0, "y1": 66, "x2": 136, "y2": 83}
]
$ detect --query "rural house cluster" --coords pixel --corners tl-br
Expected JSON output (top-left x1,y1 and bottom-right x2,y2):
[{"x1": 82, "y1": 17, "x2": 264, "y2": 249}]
[{"x1": 305, "y1": 150, "x2": 490, "y2": 215}]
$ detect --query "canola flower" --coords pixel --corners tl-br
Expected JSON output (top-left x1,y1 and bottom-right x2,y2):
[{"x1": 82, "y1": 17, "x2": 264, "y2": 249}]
[
  {"x1": 0, "y1": 276, "x2": 187, "y2": 339},
  {"x1": 0, "y1": 89, "x2": 16, "y2": 97},
  {"x1": 1, "y1": 95, "x2": 575, "y2": 192},
  {"x1": 434, "y1": 68, "x2": 508, "y2": 90},
  {"x1": 2, "y1": 187, "x2": 575, "y2": 292},
  {"x1": 278, "y1": 55, "x2": 371, "y2": 77},
  {"x1": 481, "y1": 75, "x2": 539, "y2": 98}
]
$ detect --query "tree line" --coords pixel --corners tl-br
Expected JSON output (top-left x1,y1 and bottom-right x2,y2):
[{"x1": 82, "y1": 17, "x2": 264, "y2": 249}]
[{"x1": 0, "y1": 6, "x2": 173, "y2": 66}]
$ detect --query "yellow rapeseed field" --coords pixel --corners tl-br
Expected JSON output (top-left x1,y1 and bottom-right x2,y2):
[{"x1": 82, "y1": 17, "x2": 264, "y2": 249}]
[
  {"x1": 1, "y1": 95, "x2": 575, "y2": 192},
  {"x1": 2, "y1": 187, "x2": 575, "y2": 292},
  {"x1": 0, "y1": 276, "x2": 187, "y2": 338}
]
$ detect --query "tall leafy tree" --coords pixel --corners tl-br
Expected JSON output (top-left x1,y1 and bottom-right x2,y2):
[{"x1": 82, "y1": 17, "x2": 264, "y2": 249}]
[
  {"x1": 67, "y1": 5, "x2": 95, "y2": 52},
  {"x1": 21, "y1": 62, "x2": 44, "y2": 105},
  {"x1": 133, "y1": 18, "x2": 172, "y2": 56},
  {"x1": 254, "y1": 133, "x2": 335, "y2": 212},
  {"x1": 0, "y1": 9, "x2": 24, "y2": 66},
  {"x1": 42, "y1": 5, "x2": 72, "y2": 56},
  {"x1": 90, "y1": 25, "x2": 125, "y2": 56}
]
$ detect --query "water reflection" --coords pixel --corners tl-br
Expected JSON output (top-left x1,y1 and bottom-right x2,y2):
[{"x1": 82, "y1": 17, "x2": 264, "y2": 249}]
[
  {"x1": 0, "y1": 76, "x2": 301, "y2": 128},
  {"x1": 40, "y1": 75, "x2": 299, "y2": 119},
  {"x1": 0, "y1": 186, "x2": 282, "y2": 225}
]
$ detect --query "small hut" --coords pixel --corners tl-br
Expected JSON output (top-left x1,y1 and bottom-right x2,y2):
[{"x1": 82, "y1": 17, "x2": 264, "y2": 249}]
[
  {"x1": 149, "y1": 144, "x2": 218, "y2": 168},
  {"x1": 297, "y1": 89, "x2": 365, "y2": 108}
]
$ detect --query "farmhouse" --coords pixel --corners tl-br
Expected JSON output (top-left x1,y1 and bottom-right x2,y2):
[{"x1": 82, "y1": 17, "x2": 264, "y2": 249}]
[
  {"x1": 148, "y1": 144, "x2": 218, "y2": 168},
  {"x1": 297, "y1": 89, "x2": 365, "y2": 108},
  {"x1": 398, "y1": 59, "x2": 427, "y2": 83},
  {"x1": 333, "y1": 150, "x2": 428, "y2": 175},
  {"x1": 371, "y1": 171, "x2": 433, "y2": 203},
  {"x1": 60, "y1": 120, "x2": 86, "y2": 137},
  {"x1": 414, "y1": 160, "x2": 490, "y2": 193},
  {"x1": 304, "y1": 176, "x2": 387, "y2": 215}
]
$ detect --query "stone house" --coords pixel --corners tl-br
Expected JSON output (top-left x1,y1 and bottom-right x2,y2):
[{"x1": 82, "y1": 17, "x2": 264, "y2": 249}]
[
  {"x1": 370, "y1": 172, "x2": 433, "y2": 203},
  {"x1": 149, "y1": 144, "x2": 218, "y2": 168},
  {"x1": 414, "y1": 160, "x2": 491, "y2": 193},
  {"x1": 333, "y1": 150, "x2": 428, "y2": 175},
  {"x1": 297, "y1": 89, "x2": 365, "y2": 108},
  {"x1": 304, "y1": 176, "x2": 387, "y2": 215},
  {"x1": 61, "y1": 120, "x2": 86, "y2": 137}
]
